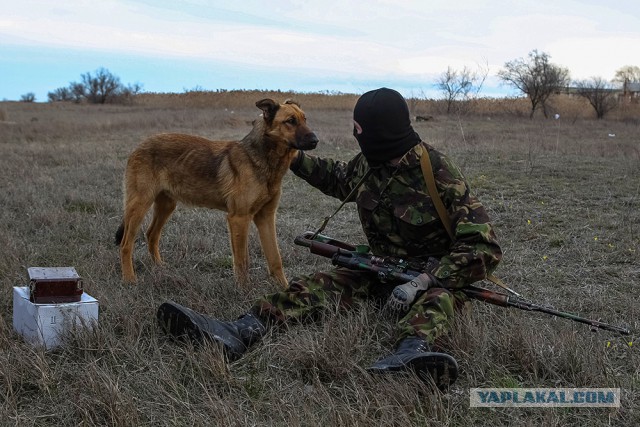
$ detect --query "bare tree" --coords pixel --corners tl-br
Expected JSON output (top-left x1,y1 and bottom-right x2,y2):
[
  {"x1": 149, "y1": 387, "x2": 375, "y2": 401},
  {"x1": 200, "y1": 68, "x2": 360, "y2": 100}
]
[
  {"x1": 20, "y1": 92, "x2": 36, "y2": 102},
  {"x1": 48, "y1": 87, "x2": 72, "y2": 102},
  {"x1": 82, "y1": 67, "x2": 122, "y2": 104},
  {"x1": 47, "y1": 68, "x2": 142, "y2": 104},
  {"x1": 438, "y1": 67, "x2": 471, "y2": 114},
  {"x1": 613, "y1": 65, "x2": 640, "y2": 103},
  {"x1": 48, "y1": 81, "x2": 85, "y2": 103},
  {"x1": 574, "y1": 77, "x2": 618, "y2": 119},
  {"x1": 437, "y1": 63, "x2": 488, "y2": 114},
  {"x1": 613, "y1": 65, "x2": 640, "y2": 87},
  {"x1": 113, "y1": 82, "x2": 143, "y2": 104},
  {"x1": 498, "y1": 50, "x2": 570, "y2": 119},
  {"x1": 70, "y1": 82, "x2": 86, "y2": 103}
]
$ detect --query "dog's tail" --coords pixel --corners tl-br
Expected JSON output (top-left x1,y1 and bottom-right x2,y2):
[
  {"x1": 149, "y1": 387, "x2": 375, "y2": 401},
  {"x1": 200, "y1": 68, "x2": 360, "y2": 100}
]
[{"x1": 115, "y1": 222, "x2": 125, "y2": 245}]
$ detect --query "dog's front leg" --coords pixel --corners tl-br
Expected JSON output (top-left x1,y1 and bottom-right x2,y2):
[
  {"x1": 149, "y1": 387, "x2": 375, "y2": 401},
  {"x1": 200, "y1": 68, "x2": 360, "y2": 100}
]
[
  {"x1": 253, "y1": 206, "x2": 288, "y2": 288},
  {"x1": 227, "y1": 214, "x2": 252, "y2": 286}
]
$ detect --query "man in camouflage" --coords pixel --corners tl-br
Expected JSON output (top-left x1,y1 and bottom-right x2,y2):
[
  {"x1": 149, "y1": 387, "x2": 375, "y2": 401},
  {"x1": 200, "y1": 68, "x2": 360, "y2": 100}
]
[{"x1": 157, "y1": 87, "x2": 502, "y2": 389}]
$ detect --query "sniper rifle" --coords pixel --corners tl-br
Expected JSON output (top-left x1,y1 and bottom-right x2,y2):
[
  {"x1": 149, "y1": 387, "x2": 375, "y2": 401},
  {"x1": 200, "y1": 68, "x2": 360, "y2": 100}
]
[{"x1": 294, "y1": 231, "x2": 631, "y2": 336}]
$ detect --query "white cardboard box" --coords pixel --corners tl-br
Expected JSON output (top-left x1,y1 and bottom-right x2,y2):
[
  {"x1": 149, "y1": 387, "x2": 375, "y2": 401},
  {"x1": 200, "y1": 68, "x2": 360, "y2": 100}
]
[{"x1": 13, "y1": 286, "x2": 99, "y2": 349}]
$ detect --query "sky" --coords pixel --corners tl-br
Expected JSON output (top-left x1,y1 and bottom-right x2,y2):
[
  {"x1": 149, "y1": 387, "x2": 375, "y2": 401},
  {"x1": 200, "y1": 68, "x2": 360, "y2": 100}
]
[{"x1": 1, "y1": 0, "x2": 639, "y2": 102}]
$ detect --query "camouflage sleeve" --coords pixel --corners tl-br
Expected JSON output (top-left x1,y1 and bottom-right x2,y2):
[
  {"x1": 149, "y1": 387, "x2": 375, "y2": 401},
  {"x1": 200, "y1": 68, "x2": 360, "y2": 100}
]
[
  {"x1": 429, "y1": 151, "x2": 502, "y2": 289},
  {"x1": 290, "y1": 152, "x2": 361, "y2": 201}
]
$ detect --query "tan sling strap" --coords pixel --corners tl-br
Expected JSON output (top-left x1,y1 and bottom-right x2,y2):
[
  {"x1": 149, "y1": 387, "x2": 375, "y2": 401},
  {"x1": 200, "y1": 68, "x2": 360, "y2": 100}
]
[
  {"x1": 418, "y1": 144, "x2": 454, "y2": 240},
  {"x1": 310, "y1": 168, "x2": 374, "y2": 239},
  {"x1": 417, "y1": 144, "x2": 519, "y2": 296}
]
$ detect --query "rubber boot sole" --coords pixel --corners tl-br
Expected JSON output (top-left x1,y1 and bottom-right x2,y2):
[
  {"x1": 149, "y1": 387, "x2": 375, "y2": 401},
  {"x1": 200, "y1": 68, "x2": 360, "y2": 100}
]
[
  {"x1": 156, "y1": 301, "x2": 247, "y2": 360},
  {"x1": 157, "y1": 301, "x2": 205, "y2": 344},
  {"x1": 369, "y1": 352, "x2": 459, "y2": 390}
]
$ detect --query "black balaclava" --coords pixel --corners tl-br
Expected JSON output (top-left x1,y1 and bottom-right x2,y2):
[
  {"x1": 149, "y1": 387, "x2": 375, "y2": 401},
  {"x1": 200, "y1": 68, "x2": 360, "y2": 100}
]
[{"x1": 353, "y1": 87, "x2": 421, "y2": 165}]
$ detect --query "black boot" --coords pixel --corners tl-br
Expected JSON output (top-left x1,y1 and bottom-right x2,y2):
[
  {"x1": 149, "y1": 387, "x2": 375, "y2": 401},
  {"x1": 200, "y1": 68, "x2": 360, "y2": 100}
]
[
  {"x1": 368, "y1": 336, "x2": 458, "y2": 389},
  {"x1": 157, "y1": 301, "x2": 267, "y2": 361}
]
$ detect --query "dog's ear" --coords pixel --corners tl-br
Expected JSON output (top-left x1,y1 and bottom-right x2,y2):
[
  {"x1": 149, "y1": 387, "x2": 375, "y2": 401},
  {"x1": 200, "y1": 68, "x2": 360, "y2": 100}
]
[
  {"x1": 284, "y1": 99, "x2": 300, "y2": 107},
  {"x1": 256, "y1": 99, "x2": 279, "y2": 123}
]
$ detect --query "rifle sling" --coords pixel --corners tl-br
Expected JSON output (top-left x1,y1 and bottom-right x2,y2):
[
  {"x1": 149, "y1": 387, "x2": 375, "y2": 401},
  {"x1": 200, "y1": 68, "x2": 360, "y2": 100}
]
[
  {"x1": 417, "y1": 144, "x2": 510, "y2": 292},
  {"x1": 311, "y1": 168, "x2": 374, "y2": 239},
  {"x1": 418, "y1": 144, "x2": 454, "y2": 240}
]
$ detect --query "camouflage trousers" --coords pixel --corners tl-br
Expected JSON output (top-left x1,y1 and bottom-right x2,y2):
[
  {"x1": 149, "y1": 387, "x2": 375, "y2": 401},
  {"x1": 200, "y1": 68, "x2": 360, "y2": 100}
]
[{"x1": 251, "y1": 268, "x2": 469, "y2": 345}]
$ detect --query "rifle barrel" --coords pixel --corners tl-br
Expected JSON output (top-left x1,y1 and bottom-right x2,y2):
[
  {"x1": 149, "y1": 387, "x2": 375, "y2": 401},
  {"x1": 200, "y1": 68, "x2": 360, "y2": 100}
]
[
  {"x1": 512, "y1": 300, "x2": 632, "y2": 335},
  {"x1": 464, "y1": 286, "x2": 630, "y2": 335}
]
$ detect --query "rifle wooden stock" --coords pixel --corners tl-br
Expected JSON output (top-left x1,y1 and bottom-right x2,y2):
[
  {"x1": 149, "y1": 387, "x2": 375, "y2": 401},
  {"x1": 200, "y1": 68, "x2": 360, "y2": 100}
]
[{"x1": 294, "y1": 233, "x2": 631, "y2": 336}]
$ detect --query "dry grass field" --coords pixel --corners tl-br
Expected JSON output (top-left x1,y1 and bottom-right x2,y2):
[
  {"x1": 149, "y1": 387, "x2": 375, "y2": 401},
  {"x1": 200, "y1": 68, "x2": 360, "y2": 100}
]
[{"x1": 0, "y1": 92, "x2": 638, "y2": 426}]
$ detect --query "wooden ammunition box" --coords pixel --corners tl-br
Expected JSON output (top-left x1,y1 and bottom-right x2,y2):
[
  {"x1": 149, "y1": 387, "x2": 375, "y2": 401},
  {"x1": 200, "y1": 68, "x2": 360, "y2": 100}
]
[{"x1": 28, "y1": 267, "x2": 84, "y2": 304}]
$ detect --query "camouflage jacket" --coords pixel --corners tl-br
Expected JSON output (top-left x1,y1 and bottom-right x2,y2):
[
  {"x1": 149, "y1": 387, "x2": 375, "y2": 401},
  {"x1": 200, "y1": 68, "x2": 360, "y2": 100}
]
[{"x1": 291, "y1": 141, "x2": 502, "y2": 289}]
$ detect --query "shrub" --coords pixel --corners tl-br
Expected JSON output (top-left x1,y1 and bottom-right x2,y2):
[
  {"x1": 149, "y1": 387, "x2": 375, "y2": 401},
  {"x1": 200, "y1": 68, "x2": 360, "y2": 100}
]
[
  {"x1": 47, "y1": 68, "x2": 142, "y2": 104},
  {"x1": 20, "y1": 92, "x2": 36, "y2": 102}
]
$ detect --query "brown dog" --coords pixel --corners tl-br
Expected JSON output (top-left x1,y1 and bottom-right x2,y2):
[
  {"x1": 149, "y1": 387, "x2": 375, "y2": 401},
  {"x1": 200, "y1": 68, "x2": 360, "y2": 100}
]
[{"x1": 115, "y1": 99, "x2": 318, "y2": 286}]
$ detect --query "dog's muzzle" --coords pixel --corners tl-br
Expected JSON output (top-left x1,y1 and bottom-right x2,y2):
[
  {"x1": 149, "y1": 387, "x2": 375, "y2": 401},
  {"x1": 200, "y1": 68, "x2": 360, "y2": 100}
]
[{"x1": 295, "y1": 132, "x2": 319, "y2": 150}]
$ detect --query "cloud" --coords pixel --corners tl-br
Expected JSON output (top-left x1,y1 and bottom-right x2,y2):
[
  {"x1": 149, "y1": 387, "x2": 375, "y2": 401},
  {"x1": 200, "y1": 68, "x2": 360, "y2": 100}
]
[
  {"x1": 550, "y1": 36, "x2": 640, "y2": 79},
  {"x1": 2, "y1": 0, "x2": 640, "y2": 100}
]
